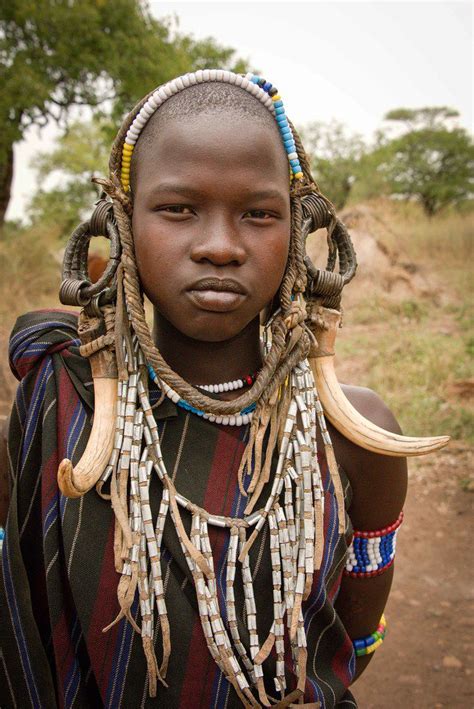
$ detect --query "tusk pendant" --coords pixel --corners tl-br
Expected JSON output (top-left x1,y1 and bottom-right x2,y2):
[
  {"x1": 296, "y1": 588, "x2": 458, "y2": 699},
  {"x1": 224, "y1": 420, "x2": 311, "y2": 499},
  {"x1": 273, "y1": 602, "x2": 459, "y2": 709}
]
[
  {"x1": 308, "y1": 307, "x2": 450, "y2": 457},
  {"x1": 58, "y1": 377, "x2": 117, "y2": 497},
  {"x1": 58, "y1": 334, "x2": 118, "y2": 498}
]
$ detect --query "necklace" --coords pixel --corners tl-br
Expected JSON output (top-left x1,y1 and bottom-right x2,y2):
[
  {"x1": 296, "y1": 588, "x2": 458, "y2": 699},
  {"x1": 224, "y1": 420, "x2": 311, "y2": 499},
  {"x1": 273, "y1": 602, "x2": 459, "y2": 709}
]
[
  {"x1": 147, "y1": 364, "x2": 256, "y2": 425},
  {"x1": 100, "y1": 334, "x2": 346, "y2": 705},
  {"x1": 196, "y1": 372, "x2": 257, "y2": 393}
]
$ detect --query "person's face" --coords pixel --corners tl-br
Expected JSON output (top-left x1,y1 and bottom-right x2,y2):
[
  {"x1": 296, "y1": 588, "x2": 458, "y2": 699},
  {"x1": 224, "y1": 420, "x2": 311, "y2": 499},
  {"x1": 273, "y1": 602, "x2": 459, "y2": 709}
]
[{"x1": 132, "y1": 111, "x2": 291, "y2": 342}]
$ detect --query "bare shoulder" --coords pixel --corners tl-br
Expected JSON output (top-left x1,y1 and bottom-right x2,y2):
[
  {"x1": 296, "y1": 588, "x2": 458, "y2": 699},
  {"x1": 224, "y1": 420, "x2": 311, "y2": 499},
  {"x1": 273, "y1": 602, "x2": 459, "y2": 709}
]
[{"x1": 328, "y1": 384, "x2": 408, "y2": 530}]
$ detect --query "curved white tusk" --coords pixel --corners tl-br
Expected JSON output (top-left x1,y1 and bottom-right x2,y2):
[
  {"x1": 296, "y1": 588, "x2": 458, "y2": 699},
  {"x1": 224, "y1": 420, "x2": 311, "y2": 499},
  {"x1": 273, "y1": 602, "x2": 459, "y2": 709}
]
[
  {"x1": 58, "y1": 376, "x2": 117, "y2": 498},
  {"x1": 308, "y1": 306, "x2": 450, "y2": 457}
]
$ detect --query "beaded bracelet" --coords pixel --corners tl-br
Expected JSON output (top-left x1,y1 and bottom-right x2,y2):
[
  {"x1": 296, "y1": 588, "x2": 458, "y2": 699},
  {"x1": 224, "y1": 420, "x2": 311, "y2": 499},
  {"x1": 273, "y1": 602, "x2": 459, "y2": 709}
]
[
  {"x1": 352, "y1": 615, "x2": 387, "y2": 657},
  {"x1": 344, "y1": 512, "x2": 403, "y2": 578}
]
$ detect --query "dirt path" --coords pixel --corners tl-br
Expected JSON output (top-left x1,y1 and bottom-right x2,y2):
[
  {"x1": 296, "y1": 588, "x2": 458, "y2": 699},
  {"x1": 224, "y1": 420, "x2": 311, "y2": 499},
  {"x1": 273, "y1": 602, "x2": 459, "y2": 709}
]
[{"x1": 352, "y1": 442, "x2": 474, "y2": 708}]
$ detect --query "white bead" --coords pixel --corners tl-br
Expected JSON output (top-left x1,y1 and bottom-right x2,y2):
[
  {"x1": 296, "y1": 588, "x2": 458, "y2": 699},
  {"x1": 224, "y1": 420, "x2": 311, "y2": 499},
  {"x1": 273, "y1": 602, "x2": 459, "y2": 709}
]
[
  {"x1": 216, "y1": 69, "x2": 224, "y2": 81},
  {"x1": 227, "y1": 72, "x2": 237, "y2": 84},
  {"x1": 208, "y1": 415, "x2": 216, "y2": 422},
  {"x1": 209, "y1": 69, "x2": 217, "y2": 80},
  {"x1": 234, "y1": 74, "x2": 243, "y2": 86},
  {"x1": 241, "y1": 78, "x2": 250, "y2": 90},
  {"x1": 157, "y1": 88, "x2": 168, "y2": 101},
  {"x1": 163, "y1": 84, "x2": 173, "y2": 97},
  {"x1": 223, "y1": 383, "x2": 229, "y2": 391},
  {"x1": 175, "y1": 77, "x2": 185, "y2": 90},
  {"x1": 124, "y1": 136, "x2": 135, "y2": 146},
  {"x1": 288, "y1": 152, "x2": 298, "y2": 160},
  {"x1": 215, "y1": 416, "x2": 223, "y2": 424},
  {"x1": 148, "y1": 94, "x2": 161, "y2": 109},
  {"x1": 133, "y1": 116, "x2": 146, "y2": 129},
  {"x1": 128, "y1": 127, "x2": 140, "y2": 140},
  {"x1": 218, "y1": 384, "x2": 224, "y2": 393},
  {"x1": 171, "y1": 392, "x2": 179, "y2": 403},
  {"x1": 245, "y1": 72, "x2": 254, "y2": 81},
  {"x1": 228, "y1": 382, "x2": 234, "y2": 391},
  {"x1": 236, "y1": 415, "x2": 243, "y2": 426},
  {"x1": 202, "y1": 69, "x2": 210, "y2": 81},
  {"x1": 222, "y1": 416, "x2": 229, "y2": 426},
  {"x1": 221, "y1": 70, "x2": 231, "y2": 83},
  {"x1": 264, "y1": 95, "x2": 274, "y2": 110}
]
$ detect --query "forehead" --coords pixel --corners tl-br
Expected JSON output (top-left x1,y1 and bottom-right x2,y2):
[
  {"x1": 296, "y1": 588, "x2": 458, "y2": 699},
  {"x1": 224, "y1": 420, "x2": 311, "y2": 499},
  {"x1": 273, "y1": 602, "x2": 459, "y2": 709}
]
[{"x1": 132, "y1": 111, "x2": 289, "y2": 193}]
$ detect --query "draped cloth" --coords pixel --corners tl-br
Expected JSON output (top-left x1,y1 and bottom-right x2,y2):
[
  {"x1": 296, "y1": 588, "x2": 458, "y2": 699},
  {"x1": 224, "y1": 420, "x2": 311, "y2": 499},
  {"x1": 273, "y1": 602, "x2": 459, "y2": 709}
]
[{"x1": 0, "y1": 309, "x2": 357, "y2": 708}]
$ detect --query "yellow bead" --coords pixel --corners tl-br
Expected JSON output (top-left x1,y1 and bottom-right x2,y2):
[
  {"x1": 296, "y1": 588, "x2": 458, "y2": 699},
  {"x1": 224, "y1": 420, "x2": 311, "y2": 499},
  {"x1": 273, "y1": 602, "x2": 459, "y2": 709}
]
[
  {"x1": 272, "y1": 94, "x2": 281, "y2": 101},
  {"x1": 123, "y1": 144, "x2": 134, "y2": 153},
  {"x1": 122, "y1": 158, "x2": 131, "y2": 165},
  {"x1": 294, "y1": 172, "x2": 304, "y2": 180}
]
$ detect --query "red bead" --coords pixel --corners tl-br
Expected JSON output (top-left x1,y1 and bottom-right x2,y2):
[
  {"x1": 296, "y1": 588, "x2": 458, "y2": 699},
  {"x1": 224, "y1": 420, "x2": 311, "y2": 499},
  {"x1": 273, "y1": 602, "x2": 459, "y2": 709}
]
[{"x1": 245, "y1": 375, "x2": 253, "y2": 386}]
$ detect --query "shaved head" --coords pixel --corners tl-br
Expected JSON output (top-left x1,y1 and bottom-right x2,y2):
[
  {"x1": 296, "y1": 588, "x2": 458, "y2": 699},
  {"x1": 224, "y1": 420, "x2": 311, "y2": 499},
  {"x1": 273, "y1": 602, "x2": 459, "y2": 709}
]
[{"x1": 130, "y1": 82, "x2": 283, "y2": 193}]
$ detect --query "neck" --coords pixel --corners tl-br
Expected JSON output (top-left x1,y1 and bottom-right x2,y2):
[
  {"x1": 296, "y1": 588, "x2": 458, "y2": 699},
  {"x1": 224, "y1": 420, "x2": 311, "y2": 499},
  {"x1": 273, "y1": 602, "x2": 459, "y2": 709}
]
[{"x1": 152, "y1": 310, "x2": 263, "y2": 389}]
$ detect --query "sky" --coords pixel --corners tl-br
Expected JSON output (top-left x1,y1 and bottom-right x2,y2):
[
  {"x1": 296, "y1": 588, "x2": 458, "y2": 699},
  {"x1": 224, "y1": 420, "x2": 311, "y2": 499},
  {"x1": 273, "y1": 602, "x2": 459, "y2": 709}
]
[{"x1": 6, "y1": 0, "x2": 473, "y2": 221}]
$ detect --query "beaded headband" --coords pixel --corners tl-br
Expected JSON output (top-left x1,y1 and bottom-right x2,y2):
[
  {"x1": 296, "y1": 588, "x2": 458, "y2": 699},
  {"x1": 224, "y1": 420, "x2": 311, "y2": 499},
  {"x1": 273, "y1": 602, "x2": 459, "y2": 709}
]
[{"x1": 120, "y1": 70, "x2": 304, "y2": 192}]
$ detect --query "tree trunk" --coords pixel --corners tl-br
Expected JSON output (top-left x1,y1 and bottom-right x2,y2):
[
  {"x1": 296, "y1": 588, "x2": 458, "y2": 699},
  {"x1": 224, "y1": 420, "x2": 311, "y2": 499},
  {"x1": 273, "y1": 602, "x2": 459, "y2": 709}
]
[{"x1": 0, "y1": 144, "x2": 14, "y2": 231}]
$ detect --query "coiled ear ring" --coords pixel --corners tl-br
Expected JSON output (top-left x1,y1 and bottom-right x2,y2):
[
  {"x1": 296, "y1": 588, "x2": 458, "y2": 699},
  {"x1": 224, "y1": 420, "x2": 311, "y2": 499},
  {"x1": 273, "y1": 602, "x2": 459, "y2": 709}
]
[{"x1": 59, "y1": 197, "x2": 121, "y2": 312}]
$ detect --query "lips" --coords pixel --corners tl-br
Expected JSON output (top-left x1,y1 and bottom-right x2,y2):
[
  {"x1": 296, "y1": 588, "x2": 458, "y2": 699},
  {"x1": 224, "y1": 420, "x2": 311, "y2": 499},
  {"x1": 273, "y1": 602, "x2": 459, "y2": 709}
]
[{"x1": 187, "y1": 277, "x2": 247, "y2": 312}]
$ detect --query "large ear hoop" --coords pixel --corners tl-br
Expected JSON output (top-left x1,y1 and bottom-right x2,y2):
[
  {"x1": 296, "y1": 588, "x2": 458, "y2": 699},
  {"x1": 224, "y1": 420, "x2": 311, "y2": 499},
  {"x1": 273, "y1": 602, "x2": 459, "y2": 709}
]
[
  {"x1": 58, "y1": 198, "x2": 121, "y2": 498},
  {"x1": 300, "y1": 191, "x2": 448, "y2": 456}
]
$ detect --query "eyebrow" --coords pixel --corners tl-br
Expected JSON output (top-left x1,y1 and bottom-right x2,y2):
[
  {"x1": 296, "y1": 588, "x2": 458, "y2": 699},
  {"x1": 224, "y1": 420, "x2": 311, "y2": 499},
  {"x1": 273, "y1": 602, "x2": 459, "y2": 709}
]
[{"x1": 146, "y1": 183, "x2": 287, "y2": 202}]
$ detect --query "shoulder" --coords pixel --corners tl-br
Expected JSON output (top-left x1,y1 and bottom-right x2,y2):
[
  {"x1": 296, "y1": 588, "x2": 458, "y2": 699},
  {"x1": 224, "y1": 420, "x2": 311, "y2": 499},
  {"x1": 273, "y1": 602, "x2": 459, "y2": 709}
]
[
  {"x1": 329, "y1": 385, "x2": 408, "y2": 530},
  {"x1": 9, "y1": 308, "x2": 80, "y2": 381}
]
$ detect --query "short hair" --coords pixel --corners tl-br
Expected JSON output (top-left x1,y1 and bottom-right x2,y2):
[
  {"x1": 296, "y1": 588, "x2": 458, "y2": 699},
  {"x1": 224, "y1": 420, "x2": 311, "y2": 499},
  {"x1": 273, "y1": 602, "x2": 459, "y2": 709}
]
[{"x1": 130, "y1": 82, "x2": 283, "y2": 192}]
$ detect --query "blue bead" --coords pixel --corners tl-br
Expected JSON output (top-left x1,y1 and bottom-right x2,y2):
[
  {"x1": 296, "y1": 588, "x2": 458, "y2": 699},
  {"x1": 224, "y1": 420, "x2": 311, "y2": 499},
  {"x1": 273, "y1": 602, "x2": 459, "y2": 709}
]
[
  {"x1": 263, "y1": 82, "x2": 272, "y2": 91},
  {"x1": 353, "y1": 639, "x2": 365, "y2": 651},
  {"x1": 277, "y1": 119, "x2": 289, "y2": 129},
  {"x1": 275, "y1": 106, "x2": 285, "y2": 115},
  {"x1": 273, "y1": 100, "x2": 283, "y2": 109},
  {"x1": 251, "y1": 75, "x2": 259, "y2": 83},
  {"x1": 290, "y1": 159, "x2": 299, "y2": 167}
]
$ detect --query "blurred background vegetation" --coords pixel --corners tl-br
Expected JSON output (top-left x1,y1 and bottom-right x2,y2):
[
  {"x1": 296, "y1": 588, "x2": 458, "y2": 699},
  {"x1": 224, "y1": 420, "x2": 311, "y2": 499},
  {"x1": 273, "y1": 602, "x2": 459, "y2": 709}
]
[{"x1": 0, "y1": 0, "x2": 472, "y2": 443}]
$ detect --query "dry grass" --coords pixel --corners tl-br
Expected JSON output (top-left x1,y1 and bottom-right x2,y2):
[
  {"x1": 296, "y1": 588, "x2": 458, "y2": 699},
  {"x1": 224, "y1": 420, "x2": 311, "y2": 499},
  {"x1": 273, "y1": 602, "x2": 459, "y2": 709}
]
[{"x1": 335, "y1": 199, "x2": 473, "y2": 442}]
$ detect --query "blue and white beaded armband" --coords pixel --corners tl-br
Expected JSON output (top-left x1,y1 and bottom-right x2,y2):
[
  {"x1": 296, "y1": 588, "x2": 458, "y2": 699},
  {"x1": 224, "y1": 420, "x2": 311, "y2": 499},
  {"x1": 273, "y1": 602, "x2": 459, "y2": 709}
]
[{"x1": 344, "y1": 512, "x2": 403, "y2": 578}]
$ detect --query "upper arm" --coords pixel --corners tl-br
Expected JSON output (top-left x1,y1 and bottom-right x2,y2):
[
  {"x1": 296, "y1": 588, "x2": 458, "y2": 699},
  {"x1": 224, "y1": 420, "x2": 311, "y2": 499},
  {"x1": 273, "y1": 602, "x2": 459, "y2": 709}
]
[{"x1": 332, "y1": 385, "x2": 408, "y2": 530}]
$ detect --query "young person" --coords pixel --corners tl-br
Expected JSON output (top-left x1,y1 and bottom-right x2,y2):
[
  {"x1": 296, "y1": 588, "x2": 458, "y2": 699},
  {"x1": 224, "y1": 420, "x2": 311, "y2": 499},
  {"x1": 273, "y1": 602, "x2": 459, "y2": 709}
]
[{"x1": 0, "y1": 71, "x2": 448, "y2": 708}]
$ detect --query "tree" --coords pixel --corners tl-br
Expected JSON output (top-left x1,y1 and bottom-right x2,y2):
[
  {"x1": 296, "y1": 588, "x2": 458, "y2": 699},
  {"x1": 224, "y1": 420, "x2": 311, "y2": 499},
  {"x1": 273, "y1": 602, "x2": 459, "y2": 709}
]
[
  {"x1": 301, "y1": 121, "x2": 367, "y2": 209},
  {"x1": 0, "y1": 0, "x2": 245, "y2": 227},
  {"x1": 27, "y1": 115, "x2": 111, "y2": 237},
  {"x1": 377, "y1": 107, "x2": 474, "y2": 216}
]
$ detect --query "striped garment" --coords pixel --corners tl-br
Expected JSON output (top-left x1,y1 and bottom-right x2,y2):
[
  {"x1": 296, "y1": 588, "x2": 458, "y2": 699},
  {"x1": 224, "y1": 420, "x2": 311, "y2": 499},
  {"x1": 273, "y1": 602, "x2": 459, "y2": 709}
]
[{"x1": 0, "y1": 310, "x2": 357, "y2": 708}]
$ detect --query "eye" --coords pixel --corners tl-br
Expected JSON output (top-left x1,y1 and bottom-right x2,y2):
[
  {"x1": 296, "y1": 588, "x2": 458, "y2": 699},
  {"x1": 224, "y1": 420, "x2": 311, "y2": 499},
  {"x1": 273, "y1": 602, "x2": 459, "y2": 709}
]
[
  {"x1": 242, "y1": 209, "x2": 276, "y2": 220},
  {"x1": 155, "y1": 205, "x2": 194, "y2": 215}
]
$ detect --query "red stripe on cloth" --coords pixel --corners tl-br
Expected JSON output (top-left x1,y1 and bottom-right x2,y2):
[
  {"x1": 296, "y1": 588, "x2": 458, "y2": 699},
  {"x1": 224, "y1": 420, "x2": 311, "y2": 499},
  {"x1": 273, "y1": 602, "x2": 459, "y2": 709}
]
[
  {"x1": 331, "y1": 632, "x2": 354, "y2": 688},
  {"x1": 179, "y1": 426, "x2": 246, "y2": 708},
  {"x1": 56, "y1": 361, "x2": 81, "y2": 462},
  {"x1": 85, "y1": 517, "x2": 122, "y2": 698}
]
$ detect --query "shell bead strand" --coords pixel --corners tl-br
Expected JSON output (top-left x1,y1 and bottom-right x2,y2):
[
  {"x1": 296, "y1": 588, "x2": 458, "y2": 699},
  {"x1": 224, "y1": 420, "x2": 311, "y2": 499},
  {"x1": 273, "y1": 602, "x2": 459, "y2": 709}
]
[{"x1": 120, "y1": 70, "x2": 305, "y2": 191}]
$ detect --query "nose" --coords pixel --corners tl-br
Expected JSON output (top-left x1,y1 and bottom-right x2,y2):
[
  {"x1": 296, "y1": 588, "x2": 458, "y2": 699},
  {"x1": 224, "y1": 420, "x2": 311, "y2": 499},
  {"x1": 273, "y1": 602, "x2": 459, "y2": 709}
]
[{"x1": 190, "y1": 213, "x2": 246, "y2": 267}]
